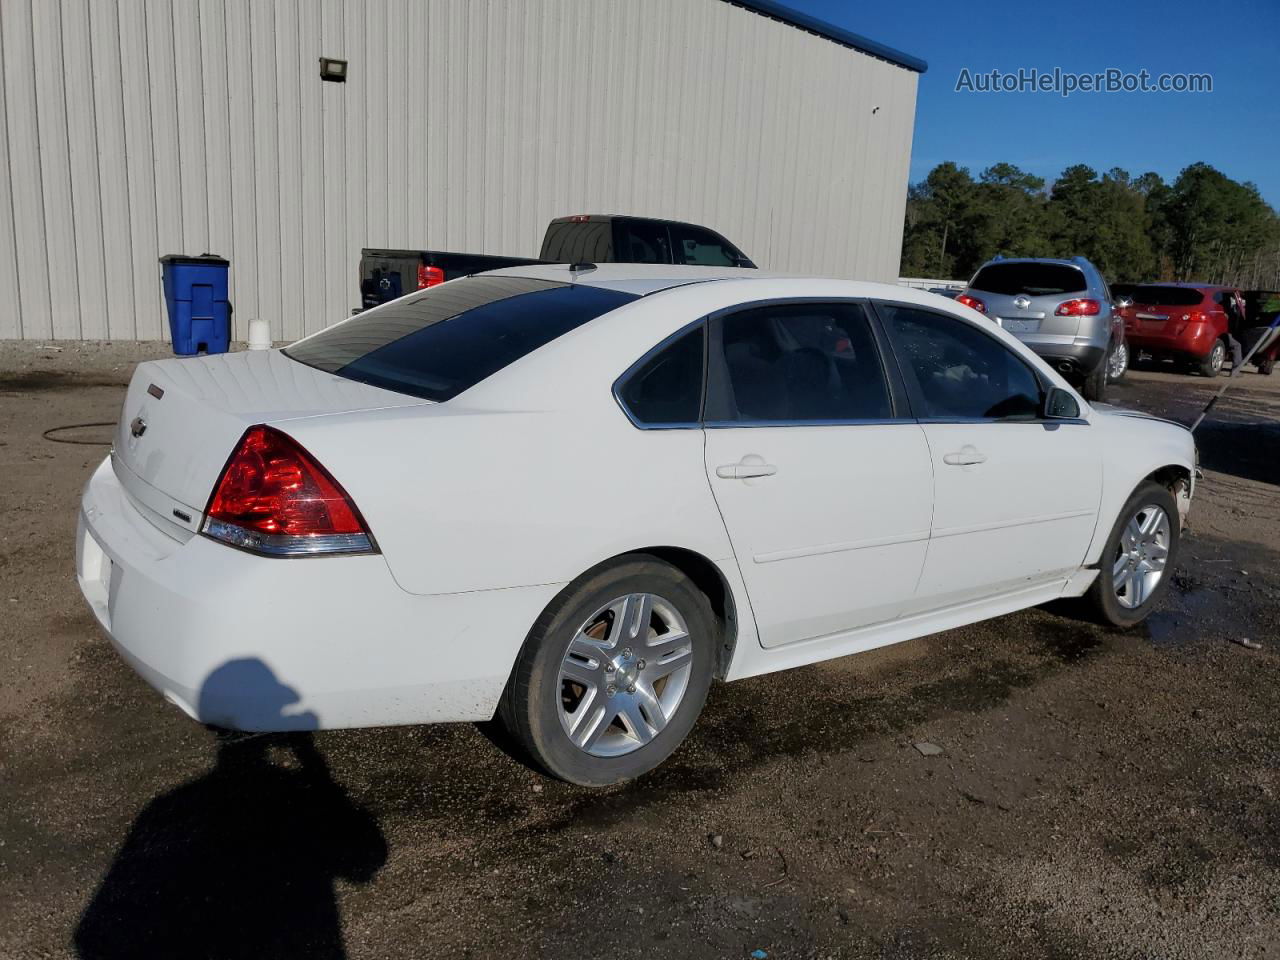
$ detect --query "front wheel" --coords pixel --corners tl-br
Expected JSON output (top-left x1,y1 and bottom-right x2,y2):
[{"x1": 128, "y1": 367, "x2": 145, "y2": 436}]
[
  {"x1": 1198, "y1": 339, "x2": 1226, "y2": 377},
  {"x1": 1081, "y1": 481, "x2": 1180, "y2": 628},
  {"x1": 497, "y1": 556, "x2": 716, "y2": 786}
]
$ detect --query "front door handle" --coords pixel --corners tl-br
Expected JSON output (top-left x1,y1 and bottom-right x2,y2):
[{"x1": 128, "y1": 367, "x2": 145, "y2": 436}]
[
  {"x1": 716, "y1": 460, "x2": 778, "y2": 480},
  {"x1": 942, "y1": 445, "x2": 987, "y2": 466}
]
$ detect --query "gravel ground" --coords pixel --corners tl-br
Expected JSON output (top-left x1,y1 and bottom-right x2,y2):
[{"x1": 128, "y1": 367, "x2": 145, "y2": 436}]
[{"x1": 1, "y1": 340, "x2": 1278, "y2": 960}]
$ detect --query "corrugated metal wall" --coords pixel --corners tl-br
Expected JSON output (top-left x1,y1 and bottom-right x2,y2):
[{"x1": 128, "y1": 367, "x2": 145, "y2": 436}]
[{"x1": 0, "y1": 0, "x2": 918, "y2": 342}]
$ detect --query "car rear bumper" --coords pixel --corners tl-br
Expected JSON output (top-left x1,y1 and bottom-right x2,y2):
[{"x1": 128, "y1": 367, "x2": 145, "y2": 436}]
[
  {"x1": 1016, "y1": 336, "x2": 1107, "y2": 376},
  {"x1": 1125, "y1": 321, "x2": 1218, "y2": 358},
  {"x1": 76, "y1": 457, "x2": 561, "y2": 730}
]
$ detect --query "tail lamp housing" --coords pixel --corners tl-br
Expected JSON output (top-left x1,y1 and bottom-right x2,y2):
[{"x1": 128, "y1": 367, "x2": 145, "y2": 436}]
[
  {"x1": 201, "y1": 425, "x2": 377, "y2": 557},
  {"x1": 1055, "y1": 298, "x2": 1102, "y2": 317},
  {"x1": 956, "y1": 294, "x2": 986, "y2": 314},
  {"x1": 416, "y1": 264, "x2": 445, "y2": 289}
]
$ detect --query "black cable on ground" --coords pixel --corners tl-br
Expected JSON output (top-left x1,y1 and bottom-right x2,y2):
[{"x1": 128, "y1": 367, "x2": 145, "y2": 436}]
[{"x1": 42, "y1": 422, "x2": 116, "y2": 445}]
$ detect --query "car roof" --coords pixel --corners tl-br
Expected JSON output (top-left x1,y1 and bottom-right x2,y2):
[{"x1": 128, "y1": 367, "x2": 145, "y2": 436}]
[
  {"x1": 1137, "y1": 281, "x2": 1236, "y2": 290},
  {"x1": 976, "y1": 257, "x2": 1087, "y2": 268},
  {"x1": 545, "y1": 214, "x2": 731, "y2": 230},
  {"x1": 479, "y1": 262, "x2": 938, "y2": 302}
]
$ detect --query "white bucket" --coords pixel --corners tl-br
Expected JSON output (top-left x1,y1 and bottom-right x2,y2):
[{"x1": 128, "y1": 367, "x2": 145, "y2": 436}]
[{"x1": 247, "y1": 318, "x2": 272, "y2": 351}]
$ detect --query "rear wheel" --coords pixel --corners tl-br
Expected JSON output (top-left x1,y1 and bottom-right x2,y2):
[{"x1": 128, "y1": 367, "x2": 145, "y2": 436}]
[
  {"x1": 1080, "y1": 481, "x2": 1179, "y2": 628},
  {"x1": 1107, "y1": 340, "x2": 1129, "y2": 383},
  {"x1": 497, "y1": 556, "x2": 716, "y2": 786},
  {"x1": 1198, "y1": 339, "x2": 1226, "y2": 377},
  {"x1": 1080, "y1": 355, "x2": 1108, "y2": 402},
  {"x1": 1257, "y1": 355, "x2": 1275, "y2": 376}
]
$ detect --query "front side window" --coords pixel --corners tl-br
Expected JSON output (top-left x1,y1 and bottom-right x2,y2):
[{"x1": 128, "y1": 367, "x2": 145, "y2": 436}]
[
  {"x1": 670, "y1": 224, "x2": 747, "y2": 267},
  {"x1": 616, "y1": 326, "x2": 705, "y2": 426},
  {"x1": 285, "y1": 276, "x2": 638, "y2": 402},
  {"x1": 879, "y1": 305, "x2": 1042, "y2": 420},
  {"x1": 708, "y1": 302, "x2": 893, "y2": 423}
]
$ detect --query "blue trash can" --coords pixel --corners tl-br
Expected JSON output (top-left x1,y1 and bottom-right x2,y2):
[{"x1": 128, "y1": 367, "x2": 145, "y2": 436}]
[{"x1": 159, "y1": 254, "x2": 231, "y2": 355}]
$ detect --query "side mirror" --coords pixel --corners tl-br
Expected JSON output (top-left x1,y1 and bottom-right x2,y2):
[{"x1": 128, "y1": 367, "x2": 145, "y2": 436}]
[
  {"x1": 1042, "y1": 386, "x2": 1081, "y2": 419},
  {"x1": 1115, "y1": 296, "x2": 1134, "y2": 310}
]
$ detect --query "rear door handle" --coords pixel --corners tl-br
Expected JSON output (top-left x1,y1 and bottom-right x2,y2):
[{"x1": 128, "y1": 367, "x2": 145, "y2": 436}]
[
  {"x1": 716, "y1": 461, "x2": 778, "y2": 480},
  {"x1": 942, "y1": 446, "x2": 987, "y2": 466}
]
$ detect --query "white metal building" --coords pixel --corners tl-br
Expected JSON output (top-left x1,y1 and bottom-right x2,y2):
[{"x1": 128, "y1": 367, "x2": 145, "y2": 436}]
[{"x1": 0, "y1": 0, "x2": 925, "y2": 342}]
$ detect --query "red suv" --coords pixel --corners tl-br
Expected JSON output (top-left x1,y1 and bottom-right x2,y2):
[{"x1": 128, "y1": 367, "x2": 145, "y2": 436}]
[{"x1": 1115, "y1": 283, "x2": 1245, "y2": 377}]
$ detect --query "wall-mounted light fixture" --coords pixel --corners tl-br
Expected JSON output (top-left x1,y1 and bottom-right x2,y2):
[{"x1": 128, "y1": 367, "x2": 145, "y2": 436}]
[{"x1": 319, "y1": 57, "x2": 348, "y2": 83}]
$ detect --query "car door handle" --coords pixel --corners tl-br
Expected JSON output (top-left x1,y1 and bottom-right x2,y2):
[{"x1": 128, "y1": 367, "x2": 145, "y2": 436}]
[
  {"x1": 942, "y1": 446, "x2": 987, "y2": 466},
  {"x1": 716, "y1": 462, "x2": 778, "y2": 480}
]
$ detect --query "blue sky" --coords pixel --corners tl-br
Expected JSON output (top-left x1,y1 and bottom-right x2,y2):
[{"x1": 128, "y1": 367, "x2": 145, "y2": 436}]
[{"x1": 788, "y1": 0, "x2": 1280, "y2": 207}]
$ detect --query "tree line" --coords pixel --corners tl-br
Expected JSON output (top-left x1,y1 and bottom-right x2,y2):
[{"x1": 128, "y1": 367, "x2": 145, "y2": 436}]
[{"x1": 899, "y1": 161, "x2": 1280, "y2": 290}]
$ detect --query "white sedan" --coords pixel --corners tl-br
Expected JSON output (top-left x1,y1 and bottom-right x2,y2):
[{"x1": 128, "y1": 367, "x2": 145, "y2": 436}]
[{"x1": 77, "y1": 264, "x2": 1195, "y2": 785}]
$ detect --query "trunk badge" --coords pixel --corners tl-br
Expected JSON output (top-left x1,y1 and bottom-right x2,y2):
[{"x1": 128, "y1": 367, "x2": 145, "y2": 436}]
[
  {"x1": 130, "y1": 416, "x2": 147, "y2": 438},
  {"x1": 1013, "y1": 295, "x2": 1031, "y2": 310}
]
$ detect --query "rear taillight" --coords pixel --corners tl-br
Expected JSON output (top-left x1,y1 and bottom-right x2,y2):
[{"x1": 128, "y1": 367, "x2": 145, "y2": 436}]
[
  {"x1": 1055, "y1": 298, "x2": 1101, "y2": 316},
  {"x1": 956, "y1": 294, "x2": 986, "y2": 314},
  {"x1": 202, "y1": 425, "x2": 376, "y2": 557},
  {"x1": 416, "y1": 264, "x2": 445, "y2": 289}
]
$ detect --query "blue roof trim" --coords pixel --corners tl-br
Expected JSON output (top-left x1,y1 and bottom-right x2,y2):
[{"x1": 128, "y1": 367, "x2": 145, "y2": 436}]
[{"x1": 726, "y1": 0, "x2": 928, "y2": 74}]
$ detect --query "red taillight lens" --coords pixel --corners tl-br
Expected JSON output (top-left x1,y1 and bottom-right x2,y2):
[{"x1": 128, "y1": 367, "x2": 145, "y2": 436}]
[
  {"x1": 1055, "y1": 298, "x2": 1101, "y2": 316},
  {"x1": 202, "y1": 425, "x2": 375, "y2": 556},
  {"x1": 416, "y1": 264, "x2": 445, "y2": 289},
  {"x1": 956, "y1": 294, "x2": 986, "y2": 314}
]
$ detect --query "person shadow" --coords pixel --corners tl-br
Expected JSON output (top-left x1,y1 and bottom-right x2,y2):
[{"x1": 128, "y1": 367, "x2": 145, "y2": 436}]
[{"x1": 73, "y1": 659, "x2": 387, "y2": 960}]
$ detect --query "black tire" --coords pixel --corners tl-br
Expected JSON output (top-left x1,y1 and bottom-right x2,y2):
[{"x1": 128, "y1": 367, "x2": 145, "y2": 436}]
[
  {"x1": 1197, "y1": 338, "x2": 1226, "y2": 377},
  {"x1": 1257, "y1": 355, "x2": 1275, "y2": 376},
  {"x1": 1080, "y1": 355, "x2": 1107, "y2": 402},
  {"x1": 1080, "y1": 481, "x2": 1180, "y2": 628},
  {"x1": 497, "y1": 555, "x2": 716, "y2": 786}
]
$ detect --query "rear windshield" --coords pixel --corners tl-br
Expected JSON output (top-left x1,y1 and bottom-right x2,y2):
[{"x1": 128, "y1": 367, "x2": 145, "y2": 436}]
[
  {"x1": 970, "y1": 263, "x2": 1087, "y2": 297},
  {"x1": 285, "y1": 276, "x2": 638, "y2": 401},
  {"x1": 539, "y1": 220, "x2": 614, "y2": 262},
  {"x1": 1130, "y1": 286, "x2": 1206, "y2": 307}
]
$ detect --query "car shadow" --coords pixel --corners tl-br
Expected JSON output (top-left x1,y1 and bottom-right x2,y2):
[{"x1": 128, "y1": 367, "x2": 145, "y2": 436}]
[{"x1": 73, "y1": 660, "x2": 387, "y2": 960}]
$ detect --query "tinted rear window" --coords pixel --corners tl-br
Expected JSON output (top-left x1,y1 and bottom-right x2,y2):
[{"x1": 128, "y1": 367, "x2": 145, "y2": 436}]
[
  {"x1": 539, "y1": 220, "x2": 614, "y2": 262},
  {"x1": 970, "y1": 263, "x2": 1087, "y2": 297},
  {"x1": 1130, "y1": 286, "x2": 1206, "y2": 307},
  {"x1": 285, "y1": 276, "x2": 638, "y2": 401}
]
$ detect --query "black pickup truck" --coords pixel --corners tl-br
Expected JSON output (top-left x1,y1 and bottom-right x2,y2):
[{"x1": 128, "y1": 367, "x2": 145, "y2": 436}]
[{"x1": 359, "y1": 214, "x2": 754, "y2": 309}]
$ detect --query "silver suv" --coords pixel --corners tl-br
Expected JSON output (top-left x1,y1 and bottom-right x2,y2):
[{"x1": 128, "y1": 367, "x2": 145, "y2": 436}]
[{"x1": 959, "y1": 256, "x2": 1126, "y2": 401}]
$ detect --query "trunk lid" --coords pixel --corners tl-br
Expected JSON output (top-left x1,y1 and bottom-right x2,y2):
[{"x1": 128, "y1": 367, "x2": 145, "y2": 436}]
[{"x1": 112, "y1": 349, "x2": 426, "y2": 538}]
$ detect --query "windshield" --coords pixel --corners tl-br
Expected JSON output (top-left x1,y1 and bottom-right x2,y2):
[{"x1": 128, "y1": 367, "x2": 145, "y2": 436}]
[
  {"x1": 285, "y1": 276, "x2": 638, "y2": 401},
  {"x1": 970, "y1": 262, "x2": 1087, "y2": 297},
  {"x1": 1130, "y1": 286, "x2": 1206, "y2": 307}
]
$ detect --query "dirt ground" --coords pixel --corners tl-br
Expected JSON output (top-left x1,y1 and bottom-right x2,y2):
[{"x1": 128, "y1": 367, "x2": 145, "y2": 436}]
[{"x1": 1, "y1": 340, "x2": 1278, "y2": 960}]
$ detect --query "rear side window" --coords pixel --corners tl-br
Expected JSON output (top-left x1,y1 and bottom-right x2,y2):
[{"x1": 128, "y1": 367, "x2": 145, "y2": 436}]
[
  {"x1": 616, "y1": 326, "x2": 705, "y2": 426},
  {"x1": 539, "y1": 220, "x2": 614, "y2": 262},
  {"x1": 881, "y1": 305, "x2": 1042, "y2": 420},
  {"x1": 970, "y1": 263, "x2": 1087, "y2": 297},
  {"x1": 708, "y1": 302, "x2": 892, "y2": 422},
  {"x1": 1131, "y1": 286, "x2": 1205, "y2": 307},
  {"x1": 670, "y1": 223, "x2": 747, "y2": 267},
  {"x1": 285, "y1": 276, "x2": 637, "y2": 402},
  {"x1": 617, "y1": 220, "x2": 673, "y2": 264}
]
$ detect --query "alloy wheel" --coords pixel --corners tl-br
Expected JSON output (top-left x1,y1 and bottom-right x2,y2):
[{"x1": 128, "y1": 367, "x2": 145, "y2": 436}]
[
  {"x1": 1108, "y1": 341, "x2": 1129, "y2": 380},
  {"x1": 1207, "y1": 341, "x2": 1225, "y2": 374},
  {"x1": 556, "y1": 593, "x2": 694, "y2": 757},
  {"x1": 1112, "y1": 504, "x2": 1171, "y2": 609}
]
